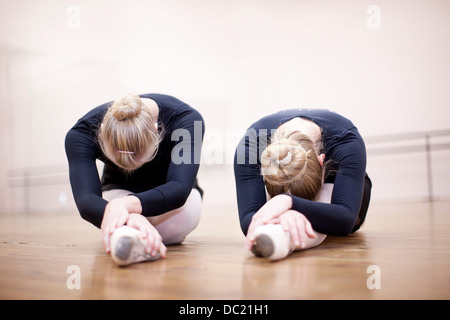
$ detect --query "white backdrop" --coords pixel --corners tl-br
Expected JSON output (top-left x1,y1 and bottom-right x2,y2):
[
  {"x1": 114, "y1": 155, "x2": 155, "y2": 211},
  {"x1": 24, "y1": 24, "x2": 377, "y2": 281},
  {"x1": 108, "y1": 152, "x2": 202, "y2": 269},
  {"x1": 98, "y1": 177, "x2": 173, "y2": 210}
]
[{"x1": 0, "y1": 0, "x2": 449, "y2": 213}]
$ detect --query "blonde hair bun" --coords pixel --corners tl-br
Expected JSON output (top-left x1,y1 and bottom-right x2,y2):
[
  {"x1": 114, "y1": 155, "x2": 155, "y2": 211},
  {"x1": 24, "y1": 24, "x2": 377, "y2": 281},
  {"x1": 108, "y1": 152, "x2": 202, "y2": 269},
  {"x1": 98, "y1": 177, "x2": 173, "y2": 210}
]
[
  {"x1": 98, "y1": 94, "x2": 164, "y2": 172},
  {"x1": 261, "y1": 130, "x2": 323, "y2": 200},
  {"x1": 110, "y1": 94, "x2": 143, "y2": 121},
  {"x1": 261, "y1": 136, "x2": 310, "y2": 185}
]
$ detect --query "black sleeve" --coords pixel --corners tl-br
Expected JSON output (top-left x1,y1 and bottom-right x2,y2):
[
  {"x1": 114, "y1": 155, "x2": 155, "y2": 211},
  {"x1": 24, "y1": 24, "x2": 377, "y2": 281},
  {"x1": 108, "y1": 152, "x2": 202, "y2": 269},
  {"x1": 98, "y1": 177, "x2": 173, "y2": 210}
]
[
  {"x1": 234, "y1": 128, "x2": 268, "y2": 235},
  {"x1": 289, "y1": 137, "x2": 367, "y2": 235},
  {"x1": 133, "y1": 110, "x2": 205, "y2": 217},
  {"x1": 65, "y1": 129, "x2": 108, "y2": 228}
]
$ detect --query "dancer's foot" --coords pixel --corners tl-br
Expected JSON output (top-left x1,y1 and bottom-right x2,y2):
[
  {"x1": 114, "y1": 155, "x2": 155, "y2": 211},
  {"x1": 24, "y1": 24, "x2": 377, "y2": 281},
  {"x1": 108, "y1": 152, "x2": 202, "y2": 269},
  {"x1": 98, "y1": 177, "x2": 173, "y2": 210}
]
[
  {"x1": 252, "y1": 224, "x2": 293, "y2": 261},
  {"x1": 110, "y1": 226, "x2": 160, "y2": 267}
]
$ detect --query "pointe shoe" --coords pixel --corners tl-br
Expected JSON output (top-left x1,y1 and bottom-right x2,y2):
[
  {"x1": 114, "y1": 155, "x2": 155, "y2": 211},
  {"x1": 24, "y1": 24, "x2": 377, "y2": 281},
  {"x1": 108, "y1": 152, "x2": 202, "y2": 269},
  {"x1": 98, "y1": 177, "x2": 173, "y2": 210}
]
[
  {"x1": 251, "y1": 224, "x2": 293, "y2": 261},
  {"x1": 110, "y1": 226, "x2": 160, "y2": 267}
]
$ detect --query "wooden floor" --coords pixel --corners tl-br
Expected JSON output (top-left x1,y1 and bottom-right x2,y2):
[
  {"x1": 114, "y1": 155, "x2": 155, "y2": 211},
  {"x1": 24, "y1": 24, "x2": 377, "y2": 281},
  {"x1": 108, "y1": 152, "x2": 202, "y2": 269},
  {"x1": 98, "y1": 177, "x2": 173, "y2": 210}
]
[{"x1": 1, "y1": 200, "x2": 449, "y2": 300}]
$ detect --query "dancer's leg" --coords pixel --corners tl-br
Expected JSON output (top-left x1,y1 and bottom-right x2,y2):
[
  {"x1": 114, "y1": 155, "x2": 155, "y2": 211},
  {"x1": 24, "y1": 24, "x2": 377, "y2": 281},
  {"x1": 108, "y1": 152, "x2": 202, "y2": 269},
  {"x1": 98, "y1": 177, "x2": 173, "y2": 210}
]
[
  {"x1": 290, "y1": 183, "x2": 334, "y2": 251},
  {"x1": 103, "y1": 188, "x2": 202, "y2": 266},
  {"x1": 252, "y1": 183, "x2": 333, "y2": 261},
  {"x1": 103, "y1": 188, "x2": 202, "y2": 245},
  {"x1": 147, "y1": 189, "x2": 202, "y2": 245}
]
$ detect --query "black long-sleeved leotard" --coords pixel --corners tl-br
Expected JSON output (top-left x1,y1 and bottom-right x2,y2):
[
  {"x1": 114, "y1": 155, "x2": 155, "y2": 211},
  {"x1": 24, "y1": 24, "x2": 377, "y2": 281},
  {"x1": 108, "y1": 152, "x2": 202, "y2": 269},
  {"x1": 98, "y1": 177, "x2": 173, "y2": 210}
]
[
  {"x1": 65, "y1": 94, "x2": 204, "y2": 228},
  {"x1": 234, "y1": 109, "x2": 367, "y2": 236}
]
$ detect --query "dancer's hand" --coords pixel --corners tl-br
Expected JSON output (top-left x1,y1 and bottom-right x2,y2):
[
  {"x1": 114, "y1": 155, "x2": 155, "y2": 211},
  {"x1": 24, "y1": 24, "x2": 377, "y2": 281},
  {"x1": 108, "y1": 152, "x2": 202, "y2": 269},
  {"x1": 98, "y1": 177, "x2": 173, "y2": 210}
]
[
  {"x1": 126, "y1": 214, "x2": 167, "y2": 258},
  {"x1": 245, "y1": 195, "x2": 292, "y2": 250},
  {"x1": 101, "y1": 196, "x2": 142, "y2": 253},
  {"x1": 276, "y1": 210, "x2": 316, "y2": 249}
]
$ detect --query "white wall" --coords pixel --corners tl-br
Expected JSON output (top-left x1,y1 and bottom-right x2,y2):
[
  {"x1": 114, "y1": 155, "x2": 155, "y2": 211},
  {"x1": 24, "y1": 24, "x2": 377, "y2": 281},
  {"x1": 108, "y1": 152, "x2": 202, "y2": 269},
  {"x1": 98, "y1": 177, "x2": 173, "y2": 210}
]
[{"x1": 0, "y1": 0, "x2": 449, "y2": 213}]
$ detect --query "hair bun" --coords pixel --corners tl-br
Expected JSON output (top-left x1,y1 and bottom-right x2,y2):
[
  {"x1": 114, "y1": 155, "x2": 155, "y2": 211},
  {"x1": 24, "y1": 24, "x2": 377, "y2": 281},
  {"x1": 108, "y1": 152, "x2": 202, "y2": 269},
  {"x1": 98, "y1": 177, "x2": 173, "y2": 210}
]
[
  {"x1": 264, "y1": 143, "x2": 291, "y2": 164},
  {"x1": 261, "y1": 129, "x2": 323, "y2": 200},
  {"x1": 111, "y1": 94, "x2": 143, "y2": 121}
]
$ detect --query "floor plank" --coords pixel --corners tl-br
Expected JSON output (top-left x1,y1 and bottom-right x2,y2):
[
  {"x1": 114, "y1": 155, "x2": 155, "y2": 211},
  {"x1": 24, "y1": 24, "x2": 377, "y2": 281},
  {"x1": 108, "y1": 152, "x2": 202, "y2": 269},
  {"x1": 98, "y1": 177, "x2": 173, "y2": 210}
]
[{"x1": 0, "y1": 201, "x2": 449, "y2": 300}]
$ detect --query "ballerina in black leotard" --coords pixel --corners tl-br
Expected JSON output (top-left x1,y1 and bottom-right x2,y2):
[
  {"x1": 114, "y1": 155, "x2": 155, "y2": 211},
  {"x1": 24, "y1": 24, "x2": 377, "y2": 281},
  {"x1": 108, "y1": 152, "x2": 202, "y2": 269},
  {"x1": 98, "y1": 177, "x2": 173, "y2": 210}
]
[
  {"x1": 234, "y1": 109, "x2": 372, "y2": 260},
  {"x1": 65, "y1": 93, "x2": 204, "y2": 266}
]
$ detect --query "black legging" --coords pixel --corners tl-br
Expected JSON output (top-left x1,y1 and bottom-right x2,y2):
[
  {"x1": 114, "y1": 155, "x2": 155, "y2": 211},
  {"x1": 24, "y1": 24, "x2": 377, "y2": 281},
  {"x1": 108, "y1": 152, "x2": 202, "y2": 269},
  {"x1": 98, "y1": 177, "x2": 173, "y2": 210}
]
[{"x1": 351, "y1": 173, "x2": 372, "y2": 233}]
